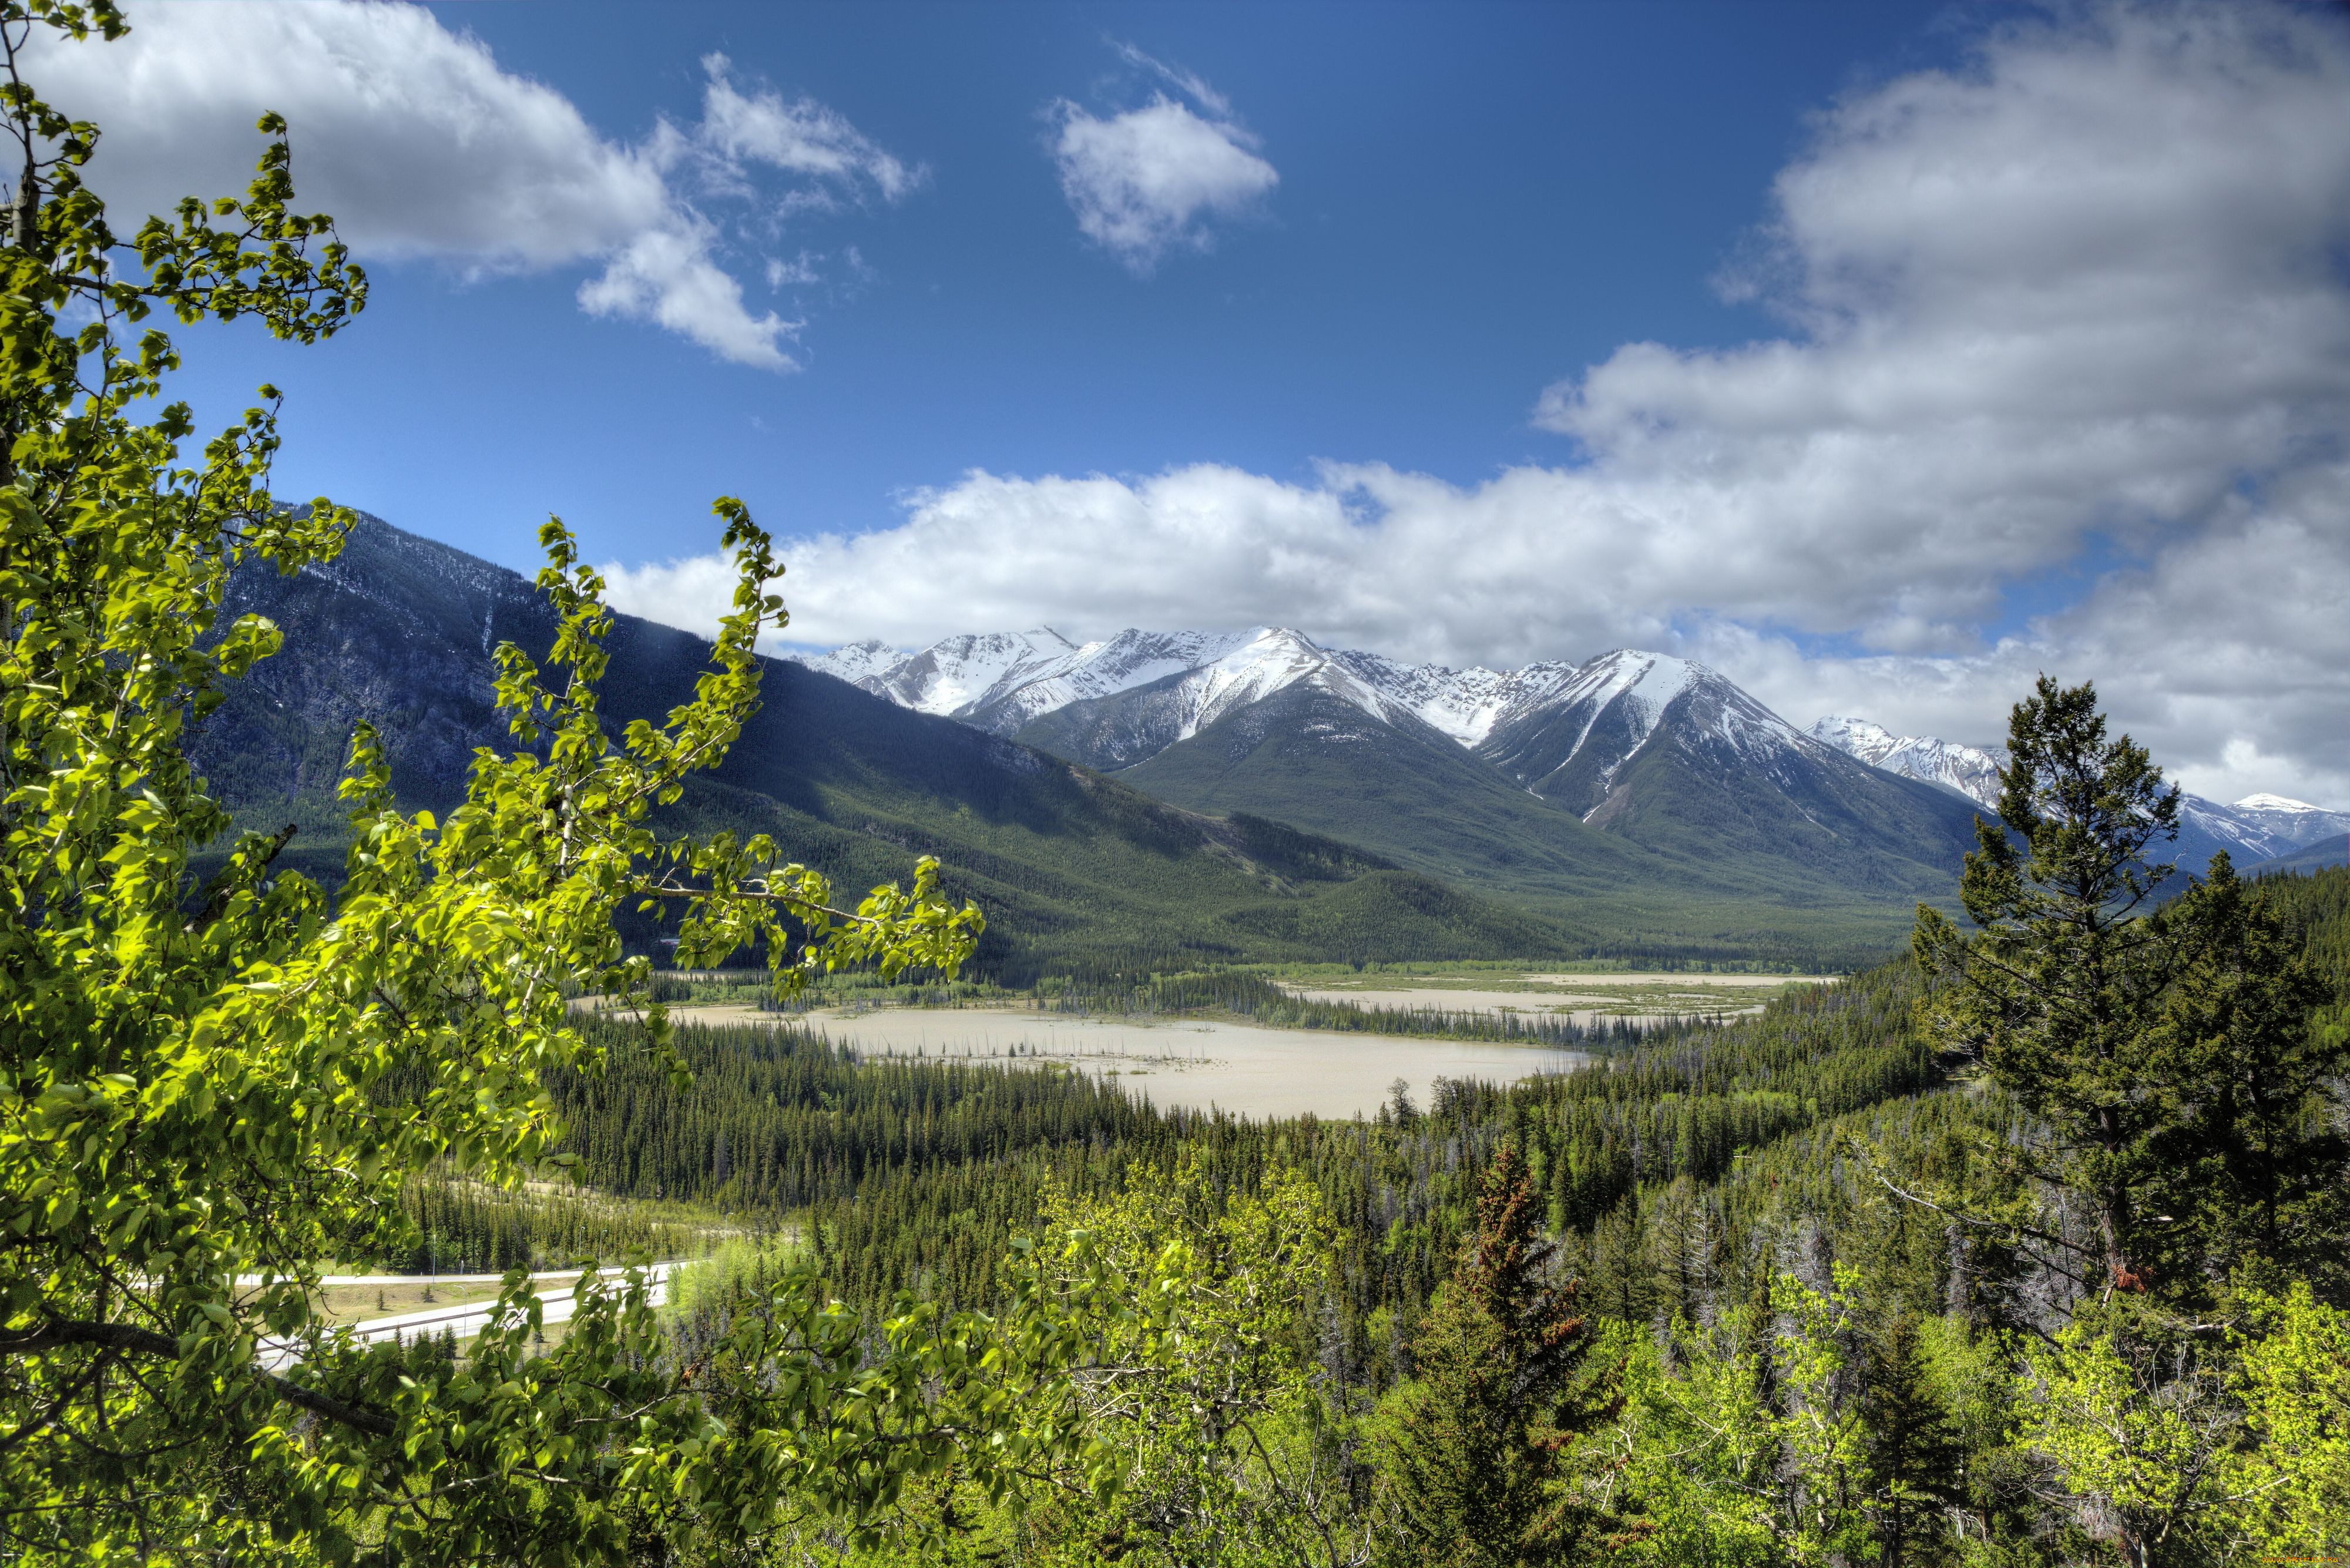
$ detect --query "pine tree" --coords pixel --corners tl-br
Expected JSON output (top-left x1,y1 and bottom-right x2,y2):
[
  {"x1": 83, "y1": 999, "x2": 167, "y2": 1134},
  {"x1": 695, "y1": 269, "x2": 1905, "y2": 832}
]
[{"x1": 1377, "y1": 1143, "x2": 1606, "y2": 1566}]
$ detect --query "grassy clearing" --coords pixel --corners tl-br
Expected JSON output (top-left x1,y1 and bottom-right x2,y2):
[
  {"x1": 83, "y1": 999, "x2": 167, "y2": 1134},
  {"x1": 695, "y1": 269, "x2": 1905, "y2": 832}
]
[{"x1": 311, "y1": 1278, "x2": 513, "y2": 1325}]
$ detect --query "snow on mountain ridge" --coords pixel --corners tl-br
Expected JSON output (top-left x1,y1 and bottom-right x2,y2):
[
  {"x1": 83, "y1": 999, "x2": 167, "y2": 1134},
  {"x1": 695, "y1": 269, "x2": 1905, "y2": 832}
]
[
  {"x1": 1808, "y1": 717, "x2": 2006, "y2": 808},
  {"x1": 861, "y1": 629, "x2": 1086, "y2": 718},
  {"x1": 800, "y1": 638, "x2": 904, "y2": 689},
  {"x1": 793, "y1": 631, "x2": 2337, "y2": 866},
  {"x1": 1808, "y1": 716, "x2": 1902, "y2": 763},
  {"x1": 2182, "y1": 795, "x2": 2350, "y2": 861},
  {"x1": 1575, "y1": 651, "x2": 1694, "y2": 752},
  {"x1": 1328, "y1": 650, "x2": 1586, "y2": 746},
  {"x1": 1809, "y1": 718, "x2": 2347, "y2": 862},
  {"x1": 797, "y1": 626, "x2": 1822, "y2": 804},
  {"x1": 1164, "y1": 628, "x2": 1348, "y2": 741},
  {"x1": 964, "y1": 627, "x2": 1262, "y2": 732}
]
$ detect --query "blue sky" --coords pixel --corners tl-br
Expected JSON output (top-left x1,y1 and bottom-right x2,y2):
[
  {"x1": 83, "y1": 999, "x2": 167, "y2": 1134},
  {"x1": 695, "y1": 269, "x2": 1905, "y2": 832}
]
[
  {"x1": 156, "y1": 2, "x2": 1984, "y2": 569},
  {"x1": 32, "y1": 1, "x2": 2350, "y2": 804}
]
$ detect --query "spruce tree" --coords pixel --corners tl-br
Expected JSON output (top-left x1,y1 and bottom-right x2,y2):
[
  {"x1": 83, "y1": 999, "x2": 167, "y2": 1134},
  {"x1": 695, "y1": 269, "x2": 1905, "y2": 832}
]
[
  {"x1": 1913, "y1": 677, "x2": 2181, "y2": 1297},
  {"x1": 1859, "y1": 1313, "x2": 1963, "y2": 1568},
  {"x1": 1377, "y1": 1143, "x2": 1604, "y2": 1566}
]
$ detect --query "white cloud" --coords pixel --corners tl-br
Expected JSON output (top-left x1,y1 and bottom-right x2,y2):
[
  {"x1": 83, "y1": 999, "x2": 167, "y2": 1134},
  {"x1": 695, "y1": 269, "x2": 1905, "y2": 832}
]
[
  {"x1": 613, "y1": 1, "x2": 2350, "y2": 804},
  {"x1": 1050, "y1": 48, "x2": 1275, "y2": 273},
  {"x1": 1108, "y1": 40, "x2": 1234, "y2": 119},
  {"x1": 577, "y1": 223, "x2": 803, "y2": 371},
  {"x1": 26, "y1": 4, "x2": 918, "y2": 368},
  {"x1": 695, "y1": 55, "x2": 922, "y2": 205},
  {"x1": 766, "y1": 253, "x2": 822, "y2": 289}
]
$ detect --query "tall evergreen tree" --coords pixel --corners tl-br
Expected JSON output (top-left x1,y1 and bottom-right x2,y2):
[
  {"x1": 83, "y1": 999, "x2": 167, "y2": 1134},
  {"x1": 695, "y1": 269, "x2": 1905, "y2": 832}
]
[
  {"x1": 1859, "y1": 1313, "x2": 1964, "y2": 1568},
  {"x1": 1376, "y1": 1143, "x2": 1605, "y2": 1567},
  {"x1": 1913, "y1": 676, "x2": 2181, "y2": 1298}
]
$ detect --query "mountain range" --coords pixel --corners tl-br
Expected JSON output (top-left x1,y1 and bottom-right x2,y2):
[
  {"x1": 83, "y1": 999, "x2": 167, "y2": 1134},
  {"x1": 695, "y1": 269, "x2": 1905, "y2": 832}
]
[
  {"x1": 185, "y1": 518, "x2": 1962, "y2": 975},
  {"x1": 196, "y1": 519, "x2": 1622, "y2": 982},
  {"x1": 1804, "y1": 717, "x2": 2348, "y2": 872},
  {"x1": 799, "y1": 627, "x2": 1993, "y2": 953},
  {"x1": 804, "y1": 626, "x2": 2346, "y2": 897}
]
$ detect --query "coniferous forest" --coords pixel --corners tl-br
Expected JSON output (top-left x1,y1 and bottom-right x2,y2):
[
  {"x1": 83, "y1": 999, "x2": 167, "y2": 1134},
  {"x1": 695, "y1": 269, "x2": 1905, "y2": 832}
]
[{"x1": 383, "y1": 862, "x2": 2350, "y2": 1566}]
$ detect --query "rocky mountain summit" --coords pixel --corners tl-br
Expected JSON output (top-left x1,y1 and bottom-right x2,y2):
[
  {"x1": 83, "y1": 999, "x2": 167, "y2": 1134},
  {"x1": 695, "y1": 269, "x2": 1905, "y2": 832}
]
[{"x1": 805, "y1": 630, "x2": 1827, "y2": 790}]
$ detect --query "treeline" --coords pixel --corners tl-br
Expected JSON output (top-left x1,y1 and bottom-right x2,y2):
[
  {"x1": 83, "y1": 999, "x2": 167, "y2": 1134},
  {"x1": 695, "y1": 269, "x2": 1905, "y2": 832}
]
[
  {"x1": 2268, "y1": 857, "x2": 2350, "y2": 999},
  {"x1": 1042, "y1": 967, "x2": 1690, "y2": 1048},
  {"x1": 390, "y1": 1174, "x2": 720, "y2": 1272},
  {"x1": 944, "y1": 902, "x2": 1875, "y2": 989},
  {"x1": 550, "y1": 1018, "x2": 1155, "y2": 1212}
]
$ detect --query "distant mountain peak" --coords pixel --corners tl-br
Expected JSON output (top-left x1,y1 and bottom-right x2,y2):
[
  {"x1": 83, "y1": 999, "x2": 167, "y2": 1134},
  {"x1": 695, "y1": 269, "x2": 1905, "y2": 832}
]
[
  {"x1": 1810, "y1": 716, "x2": 1898, "y2": 753},
  {"x1": 1807, "y1": 717, "x2": 2005, "y2": 810},
  {"x1": 2236, "y1": 791, "x2": 2322, "y2": 812},
  {"x1": 800, "y1": 638, "x2": 905, "y2": 686}
]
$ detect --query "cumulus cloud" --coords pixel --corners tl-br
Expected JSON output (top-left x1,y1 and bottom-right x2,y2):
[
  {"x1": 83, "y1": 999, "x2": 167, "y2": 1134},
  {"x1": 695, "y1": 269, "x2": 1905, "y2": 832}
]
[
  {"x1": 1049, "y1": 46, "x2": 1276, "y2": 272},
  {"x1": 1531, "y1": 1, "x2": 2349, "y2": 653},
  {"x1": 26, "y1": 4, "x2": 919, "y2": 369},
  {"x1": 607, "y1": 1, "x2": 2349, "y2": 801}
]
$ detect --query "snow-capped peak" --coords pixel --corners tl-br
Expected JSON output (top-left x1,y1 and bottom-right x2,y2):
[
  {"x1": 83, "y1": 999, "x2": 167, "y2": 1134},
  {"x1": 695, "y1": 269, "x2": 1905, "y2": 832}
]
[
  {"x1": 1169, "y1": 627, "x2": 1338, "y2": 734},
  {"x1": 796, "y1": 637, "x2": 905, "y2": 687},
  {"x1": 2235, "y1": 793, "x2": 2323, "y2": 814},
  {"x1": 1808, "y1": 716, "x2": 1901, "y2": 762},
  {"x1": 1574, "y1": 650, "x2": 1695, "y2": 746},
  {"x1": 1807, "y1": 717, "x2": 2006, "y2": 810}
]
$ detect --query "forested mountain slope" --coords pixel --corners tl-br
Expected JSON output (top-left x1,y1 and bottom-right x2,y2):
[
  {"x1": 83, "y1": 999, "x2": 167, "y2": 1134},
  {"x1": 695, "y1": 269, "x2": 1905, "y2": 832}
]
[
  {"x1": 193, "y1": 516, "x2": 1577, "y2": 978},
  {"x1": 1112, "y1": 679, "x2": 1971, "y2": 962}
]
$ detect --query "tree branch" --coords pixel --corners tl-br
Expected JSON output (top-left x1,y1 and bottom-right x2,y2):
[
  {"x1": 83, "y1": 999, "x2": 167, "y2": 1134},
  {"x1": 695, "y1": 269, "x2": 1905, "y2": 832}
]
[
  {"x1": 631, "y1": 876, "x2": 867, "y2": 924},
  {"x1": 0, "y1": 1319, "x2": 394, "y2": 1438}
]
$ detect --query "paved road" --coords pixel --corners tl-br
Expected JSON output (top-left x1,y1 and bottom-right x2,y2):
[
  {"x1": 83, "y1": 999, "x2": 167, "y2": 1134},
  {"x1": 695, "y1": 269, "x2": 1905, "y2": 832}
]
[{"x1": 258, "y1": 1263, "x2": 680, "y2": 1371}]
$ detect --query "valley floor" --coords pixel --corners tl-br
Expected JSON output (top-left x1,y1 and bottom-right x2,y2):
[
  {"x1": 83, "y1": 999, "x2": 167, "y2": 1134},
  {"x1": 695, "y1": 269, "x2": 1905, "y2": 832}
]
[{"x1": 609, "y1": 998, "x2": 1579, "y2": 1119}]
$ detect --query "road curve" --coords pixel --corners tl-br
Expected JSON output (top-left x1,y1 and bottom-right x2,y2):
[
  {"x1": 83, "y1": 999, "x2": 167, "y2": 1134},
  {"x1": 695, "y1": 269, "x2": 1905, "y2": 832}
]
[{"x1": 258, "y1": 1263, "x2": 680, "y2": 1371}]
